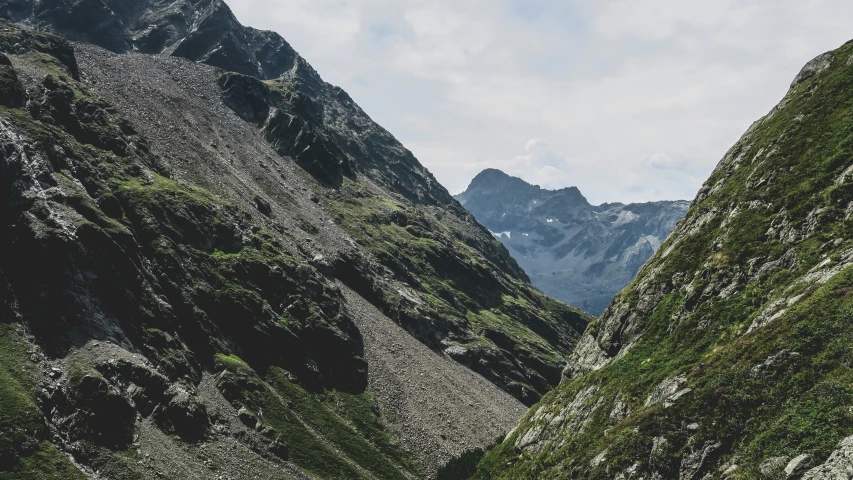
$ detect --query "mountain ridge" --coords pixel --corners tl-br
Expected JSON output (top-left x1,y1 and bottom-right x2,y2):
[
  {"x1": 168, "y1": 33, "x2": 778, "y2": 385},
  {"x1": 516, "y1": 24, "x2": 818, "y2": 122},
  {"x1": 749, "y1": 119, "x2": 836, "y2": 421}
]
[{"x1": 456, "y1": 168, "x2": 688, "y2": 315}]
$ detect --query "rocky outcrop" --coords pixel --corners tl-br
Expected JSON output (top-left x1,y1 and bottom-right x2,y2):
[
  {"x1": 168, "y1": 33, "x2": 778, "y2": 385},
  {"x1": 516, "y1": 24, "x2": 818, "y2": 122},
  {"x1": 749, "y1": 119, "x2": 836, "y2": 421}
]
[
  {"x1": 456, "y1": 169, "x2": 688, "y2": 315},
  {"x1": 475, "y1": 38, "x2": 853, "y2": 480},
  {"x1": 802, "y1": 436, "x2": 853, "y2": 479},
  {"x1": 0, "y1": 0, "x2": 298, "y2": 79}
]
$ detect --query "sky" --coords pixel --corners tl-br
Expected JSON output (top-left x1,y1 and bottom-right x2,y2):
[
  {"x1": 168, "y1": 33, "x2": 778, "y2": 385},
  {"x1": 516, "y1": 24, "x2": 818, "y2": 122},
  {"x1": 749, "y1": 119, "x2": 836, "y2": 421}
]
[{"x1": 227, "y1": 0, "x2": 853, "y2": 205}]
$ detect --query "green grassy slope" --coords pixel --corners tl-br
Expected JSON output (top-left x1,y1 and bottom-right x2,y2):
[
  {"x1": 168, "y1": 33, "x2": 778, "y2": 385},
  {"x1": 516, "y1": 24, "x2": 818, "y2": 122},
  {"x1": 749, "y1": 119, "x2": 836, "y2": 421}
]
[{"x1": 476, "y1": 42, "x2": 853, "y2": 479}]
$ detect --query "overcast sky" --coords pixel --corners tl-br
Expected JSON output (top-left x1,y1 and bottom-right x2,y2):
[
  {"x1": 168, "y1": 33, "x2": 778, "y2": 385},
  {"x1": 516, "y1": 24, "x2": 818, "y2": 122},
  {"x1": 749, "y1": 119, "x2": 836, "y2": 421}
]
[{"x1": 227, "y1": 0, "x2": 853, "y2": 205}]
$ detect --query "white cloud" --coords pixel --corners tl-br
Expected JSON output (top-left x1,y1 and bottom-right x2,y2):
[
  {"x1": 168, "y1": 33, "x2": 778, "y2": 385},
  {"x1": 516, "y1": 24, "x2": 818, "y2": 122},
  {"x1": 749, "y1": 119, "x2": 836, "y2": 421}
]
[{"x1": 225, "y1": 0, "x2": 853, "y2": 204}]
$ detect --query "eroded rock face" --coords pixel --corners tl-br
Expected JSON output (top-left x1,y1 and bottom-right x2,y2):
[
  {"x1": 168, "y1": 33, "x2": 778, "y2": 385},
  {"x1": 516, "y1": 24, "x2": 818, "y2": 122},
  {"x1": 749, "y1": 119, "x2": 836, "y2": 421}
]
[{"x1": 645, "y1": 374, "x2": 692, "y2": 409}]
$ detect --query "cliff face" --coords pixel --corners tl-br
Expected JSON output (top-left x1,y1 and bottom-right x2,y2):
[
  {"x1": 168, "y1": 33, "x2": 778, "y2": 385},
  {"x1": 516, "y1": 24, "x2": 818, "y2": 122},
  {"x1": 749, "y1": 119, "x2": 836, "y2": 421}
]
[
  {"x1": 0, "y1": 3, "x2": 589, "y2": 478},
  {"x1": 457, "y1": 169, "x2": 688, "y2": 315},
  {"x1": 476, "y1": 42, "x2": 853, "y2": 479}
]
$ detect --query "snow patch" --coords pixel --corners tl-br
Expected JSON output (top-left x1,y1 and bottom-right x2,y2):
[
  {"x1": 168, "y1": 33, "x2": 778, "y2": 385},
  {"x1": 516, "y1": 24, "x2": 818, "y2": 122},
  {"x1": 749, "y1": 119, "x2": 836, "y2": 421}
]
[
  {"x1": 612, "y1": 210, "x2": 639, "y2": 227},
  {"x1": 644, "y1": 235, "x2": 662, "y2": 251}
]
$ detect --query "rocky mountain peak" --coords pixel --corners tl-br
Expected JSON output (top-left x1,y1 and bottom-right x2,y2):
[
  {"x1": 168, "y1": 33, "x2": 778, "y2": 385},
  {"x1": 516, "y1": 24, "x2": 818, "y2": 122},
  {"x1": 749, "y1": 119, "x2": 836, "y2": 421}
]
[
  {"x1": 0, "y1": 0, "x2": 305, "y2": 80},
  {"x1": 460, "y1": 168, "x2": 589, "y2": 209},
  {"x1": 466, "y1": 168, "x2": 533, "y2": 192},
  {"x1": 457, "y1": 169, "x2": 687, "y2": 315}
]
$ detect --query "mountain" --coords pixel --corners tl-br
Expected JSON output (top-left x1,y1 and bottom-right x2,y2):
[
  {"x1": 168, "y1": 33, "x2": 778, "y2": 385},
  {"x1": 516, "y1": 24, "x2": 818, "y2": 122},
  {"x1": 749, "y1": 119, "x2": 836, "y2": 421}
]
[
  {"x1": 456, "y1": 169, "x2": 689, "y2": 315},
  {"x1": 0, "y1": 3, "x2": 591, "y2": 478},
  {"x1": 475, "y1": 43, "x2": 853, "y2": 478}
]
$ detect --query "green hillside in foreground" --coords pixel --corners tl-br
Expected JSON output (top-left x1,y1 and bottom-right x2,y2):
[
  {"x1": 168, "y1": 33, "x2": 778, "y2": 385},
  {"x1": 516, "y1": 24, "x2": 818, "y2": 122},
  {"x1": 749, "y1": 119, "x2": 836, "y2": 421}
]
[{"x1": 477, "y1": 42, "x2": 853, "y2": 479}]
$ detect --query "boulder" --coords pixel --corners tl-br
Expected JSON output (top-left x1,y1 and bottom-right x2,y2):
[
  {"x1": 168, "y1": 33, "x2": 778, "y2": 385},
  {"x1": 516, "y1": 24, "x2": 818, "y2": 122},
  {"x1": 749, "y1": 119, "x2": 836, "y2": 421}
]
[
  {"x1": 785, "y1": 454, "x2": 813, "y2": 479},
  {"x1": 791, "y1": 53, "x2": 834, "y2": 88},
  {"x1": 760, "y1": 456, "x2": 790, "y2": 477},
  {"x1": 253, "y1": 196, "x2": 272, "y2": 216},
  {"x1": 156, "y1": 385, "x2": 210, "y2": 440},
  {"x1": 267, "y1": 435, "x2": 289, "y2": 460},
  {"x1": 237, "y1": 407, "x2": 260, "y2": 429},
  {"x1": 67, "y1": 374, "x2": 136, "y2": 448},
  {"x1": 680, "y1": 441, "x2": 721, "y2": 480},
  {"x1": 801, "y1": 436, "x2": 853, "y2": 479}
]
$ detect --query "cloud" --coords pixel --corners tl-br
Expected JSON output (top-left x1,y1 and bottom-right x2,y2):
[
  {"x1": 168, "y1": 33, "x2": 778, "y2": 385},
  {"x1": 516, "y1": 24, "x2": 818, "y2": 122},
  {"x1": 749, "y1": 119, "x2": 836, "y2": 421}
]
[
  {"x1": 225, "y1": 0, "x2": 853, "y2": 204},
  {"x1": 644, "y1": 152, "x2": 704, "y2": 173}
]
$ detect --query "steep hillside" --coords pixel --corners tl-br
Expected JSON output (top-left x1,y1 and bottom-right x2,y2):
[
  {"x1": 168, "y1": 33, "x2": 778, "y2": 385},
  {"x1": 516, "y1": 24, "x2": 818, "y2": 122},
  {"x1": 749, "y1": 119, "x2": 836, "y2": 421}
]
[
  {"x1": 0, "y1": 5, "x2": 588, "y2": 479},
  {"x1": 4, "y1": 0, "x2": 589, "y2": 407},
  {"x1": 456, "y1": 169, "x2": 688, "y2": 315},
  {"x1": 476, "y1": 41, "x2": 853, "y2": 479}
]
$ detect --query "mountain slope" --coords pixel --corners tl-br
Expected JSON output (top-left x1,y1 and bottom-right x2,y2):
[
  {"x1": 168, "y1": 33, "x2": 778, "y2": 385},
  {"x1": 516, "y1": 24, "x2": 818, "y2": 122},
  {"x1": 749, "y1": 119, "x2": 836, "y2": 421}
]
[
  {"x1": 22, "y1": 0, "x2": 588, "y2": 406},
  {"x1": 0, "y1": 2, "x2": 588, "y2": 478},
  {"x1": 456, "y1": 169, "x2": 688, "y2": 315},
  {"x1": 476, "y1": 42, "x2": 853, "y2": 479}
]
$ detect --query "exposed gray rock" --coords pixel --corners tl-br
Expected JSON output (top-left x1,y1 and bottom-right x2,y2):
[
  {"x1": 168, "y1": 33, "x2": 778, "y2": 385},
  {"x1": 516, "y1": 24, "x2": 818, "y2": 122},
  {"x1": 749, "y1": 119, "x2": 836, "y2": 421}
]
[
  {"x1": 253, "y1": 195, "x2": 272, "y2": 216},
  {"x1": 761, "y1": 456, "x2": 791, "y2": 477},
  {"x1": 652, "y1": 436, "x2": 669, "y2": 456},
  {"x1": 515, "y1": 384, "x2": 602, "y2": 452},
  {"x1": 610, "y1": 395, "x2": 631, "y2": 421},
  {"x1": 786, "y1": 454, "x2": 814, "y2": 479},
  {"x1": 0, "y1": 53, "x2": 25, "y2": 107},
  {"x1": 748, "y1": 299, "x2": 788, "y2": 333},
  {"x1": 157, "y1": 384, "x2": 210, "y2": 440},
  {"x1": 791, "y1": 52, "x2": 835, "y2": 88},
  {"x1": 237, "y1": 407, "x2": 260, "y2": 430},
  {"x1": 665, "y1": 388, "x2": 692, "y2": 408},
  {"x1": 720, "y1": 462, "x2": 740, "y2": 478},
  {"x1": 646, "y1": 374, "x2": 688, "y2": 407},
  {"x1": 750, "y1": 350, "x2": 802, "y2": 378},
  {"x1": 680, "y1": 441, "x2": 721, "y2": 480},
  {"x1": 590, "y1": 448, "x2": 608, "y2": 468}
]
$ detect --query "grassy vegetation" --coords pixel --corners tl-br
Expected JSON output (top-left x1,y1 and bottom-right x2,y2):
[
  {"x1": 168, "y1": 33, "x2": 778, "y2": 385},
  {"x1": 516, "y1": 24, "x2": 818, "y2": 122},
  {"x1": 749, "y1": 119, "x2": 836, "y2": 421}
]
[
  {"x1": 476, "y1": 40, "x2": 853, "y2": 479},
  {"x1": 0, "y1": 325, "x2": 85, "y2": 479},
  {"x1": 216, "y1": 356, "x2": 422, "y2": 479}
]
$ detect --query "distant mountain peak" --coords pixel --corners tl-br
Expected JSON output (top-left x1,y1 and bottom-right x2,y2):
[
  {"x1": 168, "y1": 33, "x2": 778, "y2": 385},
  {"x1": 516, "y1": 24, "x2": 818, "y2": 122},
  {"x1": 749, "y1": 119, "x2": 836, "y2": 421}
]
[
  {"x1": 467, "y1": 168, "x2": 535, "y2": 190},
  {"x1": 456, "y1": 168, "x2": 687, "y2": 315},
  {"x1": 460, "y1": 168, "x2": 590, "y2": 210}
]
